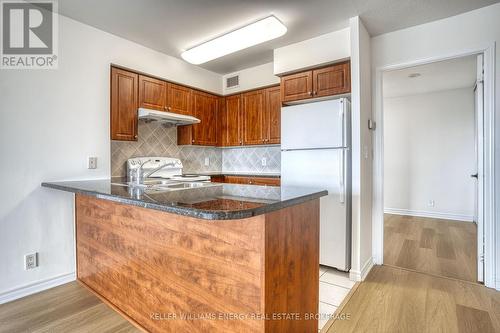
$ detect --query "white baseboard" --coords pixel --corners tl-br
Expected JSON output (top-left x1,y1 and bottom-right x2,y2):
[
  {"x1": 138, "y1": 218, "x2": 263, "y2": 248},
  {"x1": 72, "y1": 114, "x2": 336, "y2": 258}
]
[
  {"x1": 384, "y1": 208, "x2": 473, "y2": 222},
  {"x1": 0, "y1": 272, "x2": 76, "y2": 305},
  {"x1": 349, "y1": 257, "x2": 374, "y2": 282}
]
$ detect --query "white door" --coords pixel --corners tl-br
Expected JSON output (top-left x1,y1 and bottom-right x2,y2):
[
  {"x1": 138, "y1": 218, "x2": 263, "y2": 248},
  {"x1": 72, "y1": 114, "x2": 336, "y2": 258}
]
[
  {"x1": 474, "y1": 54, "x2": 484, "y2": 283},
  {"x1": 281, "y1": 148, "x2": 349, "y2": 270},
  {"x1": 281, "y1": 99, "x2": 346, "y2": 150}
]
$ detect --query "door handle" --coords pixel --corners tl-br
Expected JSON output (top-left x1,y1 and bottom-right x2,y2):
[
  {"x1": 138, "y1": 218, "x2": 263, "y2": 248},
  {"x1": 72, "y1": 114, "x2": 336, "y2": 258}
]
[
  {"x1": 339, "y1": 149, "x2": 345, "y2": 204},
  {"x1": 471, "y1": 173, "x2": 478, "y2": 178}
]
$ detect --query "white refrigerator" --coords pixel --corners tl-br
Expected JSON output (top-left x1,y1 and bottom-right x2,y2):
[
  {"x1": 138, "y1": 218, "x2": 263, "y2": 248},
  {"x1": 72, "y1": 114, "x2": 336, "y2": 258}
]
[{"x1": 281, "y1": 98, "x2": 351, "y2": 271}]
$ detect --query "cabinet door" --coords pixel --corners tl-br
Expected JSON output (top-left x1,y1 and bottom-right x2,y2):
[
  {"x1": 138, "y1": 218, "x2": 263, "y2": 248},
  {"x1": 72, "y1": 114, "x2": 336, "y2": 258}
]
[
  {"x1": 280, "y1": 71, "x2": 312, "y2": 102},
  {"x1": 138, "y1": 75, "x2": 166, "y2": 111},
  {"x1": 265, "y1": 86, "x2": 281, "y2": 144},
  {"x1": 241, "y1": 90, "x2": 266, "y2": 145},
  {"x1": 312, "y1": 62, "x2": 351, "y2": 97},
  {"x1": 192, "y1": 91, "x2": 218, "y2": 145},
  {"x1": 250, "y1": 177, "x2": 281, "y2": 186},
  {"x1": 166, "y1": 83, "x2": 191, "y2": 115},
  {"x1": 224, "y1": 176, "x2": 248, "y2": 184},
  {"x1": 210, "y1": 175, "x2": 225, "y2": 183},
  {"x1": 216, "y1": 97, "x2": 225, "y2": 147},
  {"x1": 111, "y1": 67, "x2": 138, "y2": 141},
  {"x1": 224, "y1": 94, "x2": 242, "y2": 146}
]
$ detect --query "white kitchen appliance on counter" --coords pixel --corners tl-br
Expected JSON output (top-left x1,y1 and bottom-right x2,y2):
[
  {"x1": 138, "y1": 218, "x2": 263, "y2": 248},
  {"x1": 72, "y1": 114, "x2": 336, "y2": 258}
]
[
  {"x1": 281, "y1": 98, "x2": 351, "y2": 271},
  {"x1": 127, "y1": 157, "x2": 210, "y2": 182}
]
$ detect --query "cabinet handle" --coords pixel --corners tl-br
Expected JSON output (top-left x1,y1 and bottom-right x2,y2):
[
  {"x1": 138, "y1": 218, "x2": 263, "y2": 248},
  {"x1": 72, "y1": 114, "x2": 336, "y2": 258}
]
[
  {"x1": 164, "y1": 106, "x2": 168, "y2": 110},
  {"x1": 134, "y1": 135, "x2": 138, "y2": 139},
  {"x1": 308, "y1": 91, "x2": 312, "y2": 96},
  {"x1": 168, "y1": 106, "x2": 172, "y2": 111},
  {"x1": 313, "y1": 91, "x2": 317, "y2": 95}
]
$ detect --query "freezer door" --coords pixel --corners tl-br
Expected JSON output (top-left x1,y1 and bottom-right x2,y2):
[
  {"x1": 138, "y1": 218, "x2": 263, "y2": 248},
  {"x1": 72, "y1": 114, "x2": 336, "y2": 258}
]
[
  {"x1": 281, "y1": 149, "x2": 350, "y2": 270},
  {"x1": 281, "y1": 99, "x2": 346, "y2": 150}
]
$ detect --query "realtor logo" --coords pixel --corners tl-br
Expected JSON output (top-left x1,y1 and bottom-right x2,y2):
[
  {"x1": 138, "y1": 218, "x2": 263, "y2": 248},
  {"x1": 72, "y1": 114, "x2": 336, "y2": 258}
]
[{"x1": 1, "y1": 0, "x2": 58, "y2": 69}]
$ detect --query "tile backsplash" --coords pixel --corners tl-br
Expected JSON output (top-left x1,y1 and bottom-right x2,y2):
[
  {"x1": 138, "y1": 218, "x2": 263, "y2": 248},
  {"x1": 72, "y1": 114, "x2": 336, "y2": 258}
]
[
  {"x1": 111, "y1": 121, "x2": 221, "y2": 177},
  {"x1": 221, "y1": 146, "x2": 281, "y2": 174},
  {"x1": 111, "y1": 120, "x2": 281, "y2": 177}
]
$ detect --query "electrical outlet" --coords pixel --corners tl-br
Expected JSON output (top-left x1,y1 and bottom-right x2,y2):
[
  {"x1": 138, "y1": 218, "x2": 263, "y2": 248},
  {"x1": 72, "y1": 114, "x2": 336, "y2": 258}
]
[
  {"x1": 261, "y1": 158, "x2": 267, "y2": 167},
  {"x1": 428, "y1": 200, "x2": 435, "y2": 208},
  {"x1": 88, "y1": 156, "x2": 97, "y2": 169},
  {"x1": 204, "y1": 157, "x2": 210, "y2": 166},
  {"x1": 25, "y1": 253, "x2": 38, "y2": 270}
]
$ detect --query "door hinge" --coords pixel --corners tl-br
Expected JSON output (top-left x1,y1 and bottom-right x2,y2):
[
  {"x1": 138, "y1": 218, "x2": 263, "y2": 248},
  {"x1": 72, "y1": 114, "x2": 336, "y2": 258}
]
[{"x1": 479, "y1": 253, "x2": 485, "y2": 263}]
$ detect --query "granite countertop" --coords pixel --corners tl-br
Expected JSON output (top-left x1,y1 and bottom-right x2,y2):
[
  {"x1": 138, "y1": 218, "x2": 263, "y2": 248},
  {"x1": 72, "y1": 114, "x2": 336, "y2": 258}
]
[
  {"x1": 41, "y1": 179, "x2": 326, "y2": 220},
  {"x1": 189, "y1": 171, "x2": 281, "y2": 178}
]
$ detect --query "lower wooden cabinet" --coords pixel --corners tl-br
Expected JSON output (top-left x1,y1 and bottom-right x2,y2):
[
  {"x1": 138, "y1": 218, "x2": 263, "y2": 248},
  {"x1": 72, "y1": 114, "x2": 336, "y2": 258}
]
[
  {"x1": 210, "y1": 175, "x2": 225, "y2": 183},
  {"x1": 211, "y1": 175, "x2": 280, "y2": 186}
]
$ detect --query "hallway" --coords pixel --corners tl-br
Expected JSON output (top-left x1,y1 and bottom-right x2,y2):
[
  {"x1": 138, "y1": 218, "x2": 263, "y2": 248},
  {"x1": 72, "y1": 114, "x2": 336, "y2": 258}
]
[{"x1": 384, "y1": 214, "x2": 477, "y2": 282}]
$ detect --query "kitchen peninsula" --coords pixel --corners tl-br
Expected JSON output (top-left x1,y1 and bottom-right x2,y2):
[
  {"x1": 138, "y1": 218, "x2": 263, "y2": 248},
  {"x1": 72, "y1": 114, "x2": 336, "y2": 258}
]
[{"x1": 42, "y1": 180, "x2": 326, "y2": 332}]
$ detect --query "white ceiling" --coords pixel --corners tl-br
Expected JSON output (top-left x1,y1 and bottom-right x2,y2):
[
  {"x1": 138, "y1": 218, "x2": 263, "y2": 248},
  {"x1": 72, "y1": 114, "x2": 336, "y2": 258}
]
[
  {"x1": 58, "y1": 0, "x2": 499, "y2": 74},
  {"x1": 383, "y1": 55, "x2": 477, "y2": 98}
]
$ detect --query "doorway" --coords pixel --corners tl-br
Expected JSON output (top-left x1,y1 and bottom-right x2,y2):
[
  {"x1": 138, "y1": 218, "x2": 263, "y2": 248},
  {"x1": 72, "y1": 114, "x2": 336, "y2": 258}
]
[{"x1": 381, "y1": 55, "x2": 483, "y2": 283}]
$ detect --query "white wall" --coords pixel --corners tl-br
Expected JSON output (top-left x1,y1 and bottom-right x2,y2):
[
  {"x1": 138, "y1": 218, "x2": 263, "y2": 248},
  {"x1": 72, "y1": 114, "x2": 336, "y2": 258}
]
[
  {"x1": 384, "y1": 88, "x2": 475, "y2": 220},
  {"x1": 0, "y1": 14, "x2": 221, "y2": 302},
  {"x1": 222, "y1": 62, "x2": 279, "y2": 94},
  {"x1": 273, "y1": 28, "x2": 350, "y2": 75},
  {"x1": 349, "y1": 17, "x2": 373, "y2": 281},
  {"x1": 371, "y1": 2, "x2": 500, "y2": 289}
]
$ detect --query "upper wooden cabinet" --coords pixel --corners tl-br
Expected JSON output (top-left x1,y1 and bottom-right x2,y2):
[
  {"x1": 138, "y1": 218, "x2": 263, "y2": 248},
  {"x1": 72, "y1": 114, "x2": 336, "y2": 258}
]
[
  {"x1": 281, "y1": 61, "x2": 350, "y2": 103},
  {"x1": 265, "y1": 86, "x2": 281, "y2": 144},
  {"x1": 222, "y1": 94, "x2": 242, "y2": 146},
  {"x1": 241, "y1": 89, "x2": 266, "y2": 145},
  {"x1": 217, "y1": 85, "x2": 281, "y2": 147},
  {"x1": 313, "y1": 61, "x2": 351, "y2": 97},
  {"x1": 178, "y1": 91, "x2": 218, "y2": 146},
  {"x1": 193, "y1": 91, "x2": 218, "y2": 145},
  {"x1": 111, "y1": 68, "x2": 138, "y2": 141},
  {"x1": 280, "y1": 71, "x2": 312, "y2": 102},
  {"x1": 111, "y1": 66, "x2": 282, "y2": 146},
  {"x1": 138, "y1": 75, "x2": 166, "y2": 111},
  {"x1": 166, "y1": 83, "x2": 191, "y2": 115}
]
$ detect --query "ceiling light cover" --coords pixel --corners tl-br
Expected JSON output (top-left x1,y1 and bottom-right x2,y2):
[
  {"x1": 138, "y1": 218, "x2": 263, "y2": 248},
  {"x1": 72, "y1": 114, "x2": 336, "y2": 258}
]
[{"x1": 181, "y1": 16, "x2": 287, "y2": 65}]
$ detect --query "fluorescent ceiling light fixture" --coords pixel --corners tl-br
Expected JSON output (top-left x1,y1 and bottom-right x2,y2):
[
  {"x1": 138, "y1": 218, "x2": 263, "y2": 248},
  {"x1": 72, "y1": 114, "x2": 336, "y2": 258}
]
[{"x1": 181, "y1": 16, "x2": 287, "y2": 65}]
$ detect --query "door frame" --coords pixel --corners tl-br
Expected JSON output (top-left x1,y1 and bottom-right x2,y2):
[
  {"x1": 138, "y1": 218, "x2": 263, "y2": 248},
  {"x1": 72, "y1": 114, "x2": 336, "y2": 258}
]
[{"x1": 372, "y1": 43, "x2": 497, "y2": 289}]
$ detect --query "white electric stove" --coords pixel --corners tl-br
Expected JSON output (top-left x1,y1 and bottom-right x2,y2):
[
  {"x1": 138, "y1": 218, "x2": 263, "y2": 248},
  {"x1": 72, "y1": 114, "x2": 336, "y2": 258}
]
[{"x1": 127, "y1": 157, "x2": 210, "y2": 182}]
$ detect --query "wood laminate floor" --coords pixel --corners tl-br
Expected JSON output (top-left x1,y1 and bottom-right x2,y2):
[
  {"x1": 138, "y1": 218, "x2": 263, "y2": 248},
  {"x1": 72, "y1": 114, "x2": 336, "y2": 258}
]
[
  {"x1": 2, "y1": 267, "x2": 498, "y2": 333},
  {"x1": 0, "y1": 282, "x2": 139, "y2": 333},
  {"x1": 384, "y1": 214, "x2": 477, "y2": 282},
  {"x1": 327, "y1": 265, "x2": 500, "y2": 333}
]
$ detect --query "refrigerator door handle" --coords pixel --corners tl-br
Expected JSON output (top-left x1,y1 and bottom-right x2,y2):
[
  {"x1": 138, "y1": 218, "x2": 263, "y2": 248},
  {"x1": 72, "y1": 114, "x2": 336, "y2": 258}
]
[
  {"x1": 339, "y1": 149, "x2": 345, "y2": 203},
  {"x1": 339, "y1": 104, "x2": 345, "y2": 147}
]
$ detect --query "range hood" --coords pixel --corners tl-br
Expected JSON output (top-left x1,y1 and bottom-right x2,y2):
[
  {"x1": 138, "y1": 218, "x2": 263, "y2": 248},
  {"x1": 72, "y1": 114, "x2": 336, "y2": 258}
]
[{"x1": 138, "y1": 108, "x2": 200, "y2": 125}]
